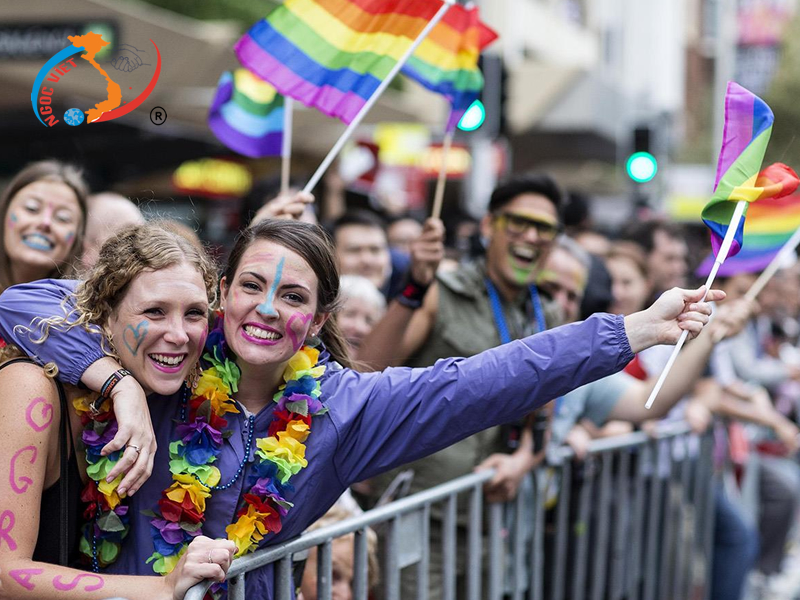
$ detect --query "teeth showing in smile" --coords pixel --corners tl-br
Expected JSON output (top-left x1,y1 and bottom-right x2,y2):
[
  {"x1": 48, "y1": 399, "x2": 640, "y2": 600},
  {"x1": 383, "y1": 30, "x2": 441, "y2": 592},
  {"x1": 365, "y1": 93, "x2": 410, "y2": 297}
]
[
  {"x1": 511, "y1": 245, "x2": 536, "y2": 262},
  {"x1": 149, "y1": 353, "x2": 186, "y2": 366},
  {"x1": 245, "y1": 324, "x2": 282, "y2": 340},
  {"x1": 22, "y1": 233, "x2": 55, "y2": 250}
]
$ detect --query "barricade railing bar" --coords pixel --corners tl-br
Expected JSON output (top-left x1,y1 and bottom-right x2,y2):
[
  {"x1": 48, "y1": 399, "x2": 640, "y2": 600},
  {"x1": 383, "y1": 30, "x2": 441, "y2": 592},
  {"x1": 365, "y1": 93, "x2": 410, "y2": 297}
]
[{"x1": 183, "y1": 421, "x2": 715, "y2": 600}]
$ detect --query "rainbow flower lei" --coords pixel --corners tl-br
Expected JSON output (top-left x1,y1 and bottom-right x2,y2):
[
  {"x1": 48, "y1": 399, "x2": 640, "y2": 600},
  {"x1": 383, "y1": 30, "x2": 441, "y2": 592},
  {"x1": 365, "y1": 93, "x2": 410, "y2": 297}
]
[
  {"x1": 76, "y1": 395, "x2": 131, "y2": 570},
  {"x1": 146, "y1": 315, "x2": 327, "y2": 586}
]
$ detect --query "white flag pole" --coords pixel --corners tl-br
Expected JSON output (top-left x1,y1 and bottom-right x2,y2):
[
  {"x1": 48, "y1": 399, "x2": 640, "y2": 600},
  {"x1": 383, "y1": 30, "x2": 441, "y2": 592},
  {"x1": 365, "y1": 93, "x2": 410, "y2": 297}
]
[
  {"x1": 280, "y1": 97, "x2": 294, "y2": 195},
  {"x1": 302, "y1": 0, "x2": 455, "y2": 194},
  {"x1": 645, "y1": 199, "x2": 747, "y2": 410},
  {"x1": 744, "y1": 224, "x2": 800, "y2": 302},
  {"x1": 431, "y1": 130, "x2": 454, "y2": 220}
]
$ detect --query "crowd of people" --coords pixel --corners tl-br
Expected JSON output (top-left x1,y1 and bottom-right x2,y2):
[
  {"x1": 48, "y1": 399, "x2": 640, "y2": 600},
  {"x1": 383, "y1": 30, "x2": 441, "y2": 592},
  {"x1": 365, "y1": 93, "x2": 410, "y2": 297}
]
[{"x1": 0, "y1": 158, "x2": 797, "y2": 600}]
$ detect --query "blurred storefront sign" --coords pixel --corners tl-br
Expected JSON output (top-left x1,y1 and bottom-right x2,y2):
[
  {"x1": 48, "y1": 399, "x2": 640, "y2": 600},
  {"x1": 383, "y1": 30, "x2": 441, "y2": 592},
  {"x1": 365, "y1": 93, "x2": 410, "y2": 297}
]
[
  {"x1": 172, "y1": 158, "x2": 252, "y2": 199},
  {"x1": 666, "y1": 164, "x2": 715, "y2": 222},
  {"x1": 735, "y1": 0, "x2": 796, "y2": 94},
  {"x1": 0, "y1": 22, "x2": 117, "y2": 59}
]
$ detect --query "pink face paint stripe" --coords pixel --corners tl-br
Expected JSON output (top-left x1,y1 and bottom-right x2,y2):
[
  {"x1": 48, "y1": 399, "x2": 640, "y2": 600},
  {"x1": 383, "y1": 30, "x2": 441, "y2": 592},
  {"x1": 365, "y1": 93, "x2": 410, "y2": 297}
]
[
  {"x1": 10, "y1": 569, "x2": 42, "y2": 591},
  {"x1": 9, "y1": 446, "x2": 37, "y2": 494},
  {"x1": 25, "y1": 397, "x2": 53, "y2": 432},
  {"x1": 286, "y1": 312, "x2": 313, "y2": 352},
  {"x1": 0, "y1": 510, "x2": 17, "y2": 550}
]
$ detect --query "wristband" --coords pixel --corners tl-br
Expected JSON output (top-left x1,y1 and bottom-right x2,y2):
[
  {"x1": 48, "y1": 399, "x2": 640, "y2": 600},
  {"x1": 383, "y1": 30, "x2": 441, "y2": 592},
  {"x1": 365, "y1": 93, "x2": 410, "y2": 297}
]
[
  {"x1": 91, "y1": 368, "x2": 132, "y2": 414},
  {"x1": 396, "y1": 275, "x2": 430, "y2": 310}
]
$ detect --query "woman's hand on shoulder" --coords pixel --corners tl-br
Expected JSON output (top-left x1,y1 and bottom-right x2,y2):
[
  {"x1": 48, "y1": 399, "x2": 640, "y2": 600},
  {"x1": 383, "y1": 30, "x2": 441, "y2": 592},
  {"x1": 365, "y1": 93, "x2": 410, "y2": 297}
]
[
  {"x1": 164, "y1": 536, "x2": 237, "y2": 600},
  {"x1": 102, "y1": 376, "x2": 156, "y2": 496}
]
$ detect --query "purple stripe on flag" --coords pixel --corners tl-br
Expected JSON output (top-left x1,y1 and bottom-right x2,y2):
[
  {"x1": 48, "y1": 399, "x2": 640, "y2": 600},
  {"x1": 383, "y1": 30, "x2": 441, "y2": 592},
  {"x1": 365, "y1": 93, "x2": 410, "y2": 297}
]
[
  {"x1": 714, "y1": 82, "x2": 755, "y2": 191},
  {"x1": 235, "y1": 34, "x2": 366, "y2": 124},
  {"x1": 208, "y1": 113, "x2": 283, "y2": 158},
  {"x1": 695, "y1": 249, "x2": 778, "y2": 277}
]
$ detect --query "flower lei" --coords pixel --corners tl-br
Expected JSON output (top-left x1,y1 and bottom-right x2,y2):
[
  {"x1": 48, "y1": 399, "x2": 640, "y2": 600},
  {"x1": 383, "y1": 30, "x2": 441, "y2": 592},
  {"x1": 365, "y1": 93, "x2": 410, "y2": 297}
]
[
  {"x1": 76, "y1": 395, "x2": 131, "y2": 570},
  {"x1": 146, "y1": 315, "x2": 327, "y2": 586}
]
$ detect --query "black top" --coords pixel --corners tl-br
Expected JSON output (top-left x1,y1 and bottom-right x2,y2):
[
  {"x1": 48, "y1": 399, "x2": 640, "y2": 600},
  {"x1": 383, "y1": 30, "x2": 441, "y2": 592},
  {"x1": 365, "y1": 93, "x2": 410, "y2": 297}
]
[{"x1": 0, "y1": 358, "x2": 83, "y2": 566}]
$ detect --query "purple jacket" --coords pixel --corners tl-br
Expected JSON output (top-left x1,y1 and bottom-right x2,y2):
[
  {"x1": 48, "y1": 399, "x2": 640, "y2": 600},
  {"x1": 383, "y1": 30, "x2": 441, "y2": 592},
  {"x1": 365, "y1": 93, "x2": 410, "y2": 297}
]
[{"x1": 0, "y1": 279, "x2": 634, "y2": 597}]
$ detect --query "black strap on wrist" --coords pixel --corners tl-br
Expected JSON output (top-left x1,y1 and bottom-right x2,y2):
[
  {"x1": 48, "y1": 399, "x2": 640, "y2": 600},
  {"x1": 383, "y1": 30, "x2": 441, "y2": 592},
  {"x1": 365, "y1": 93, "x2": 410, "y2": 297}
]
[
  {"x1": 396, "y1": 274, "x2": 430, "y2": 309},
  {"x1": 91, "y1": 368, "x2": 132, "y2": 414}
]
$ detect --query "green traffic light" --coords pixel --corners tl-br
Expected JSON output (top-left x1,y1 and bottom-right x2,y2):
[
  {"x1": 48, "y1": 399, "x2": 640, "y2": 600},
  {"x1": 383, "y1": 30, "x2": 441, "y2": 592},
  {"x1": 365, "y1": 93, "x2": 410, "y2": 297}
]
[
  {"x1": 457, "y1": 100, "x2": 486, "y2": 131},
  {"x1": 626, "y1": 152, "x2": 658, "y2": 183}
]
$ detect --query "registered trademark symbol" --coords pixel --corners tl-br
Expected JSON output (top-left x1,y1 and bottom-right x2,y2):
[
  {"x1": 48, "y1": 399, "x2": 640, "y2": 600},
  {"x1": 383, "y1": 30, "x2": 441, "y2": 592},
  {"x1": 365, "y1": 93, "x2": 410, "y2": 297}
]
[{"x1": 150, "y1": 106, "x2": 167, "y2": 125}]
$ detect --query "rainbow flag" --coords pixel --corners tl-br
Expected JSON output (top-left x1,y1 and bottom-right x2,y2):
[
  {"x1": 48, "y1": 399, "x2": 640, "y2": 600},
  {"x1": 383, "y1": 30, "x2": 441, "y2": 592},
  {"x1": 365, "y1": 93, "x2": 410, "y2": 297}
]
[
  {"x1": 208, "y1": 69, "x2": 284, "y2": 158},
  {"x1": 233, "y1": 0, "x2": 447, "y2": 124},
  {"x1": 702, "y1": 82, "x2": 775, "y2": 257},
  {"x1": 697, "y1": 163, "x2": 800, "y2": 276},
  {"x1": 400, "y1": 4, "x2": 497, "y2": 131}
]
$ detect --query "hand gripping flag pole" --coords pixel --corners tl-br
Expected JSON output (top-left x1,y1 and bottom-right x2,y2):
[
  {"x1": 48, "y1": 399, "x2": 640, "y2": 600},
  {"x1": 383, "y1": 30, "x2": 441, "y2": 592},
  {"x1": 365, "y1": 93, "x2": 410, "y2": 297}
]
[{"x1": 646, "y1": 82, "x2": 776, "y2": 410}]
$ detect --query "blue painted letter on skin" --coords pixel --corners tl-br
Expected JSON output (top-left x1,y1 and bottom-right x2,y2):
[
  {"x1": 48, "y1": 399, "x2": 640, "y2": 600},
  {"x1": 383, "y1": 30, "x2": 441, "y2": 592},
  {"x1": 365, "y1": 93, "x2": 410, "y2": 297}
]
[{"x1": 257, "y1": 257, "x2": 285, "y2": 317}]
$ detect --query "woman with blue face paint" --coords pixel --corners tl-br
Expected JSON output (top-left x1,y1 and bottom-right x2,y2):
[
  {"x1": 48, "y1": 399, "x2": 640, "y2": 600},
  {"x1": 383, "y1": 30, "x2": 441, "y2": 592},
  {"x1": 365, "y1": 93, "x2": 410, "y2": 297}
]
[
  {"x1": 0, "y1": 219, "x2": 722, "y2": 599},
  {"x1": 0, "y1": 223, "x2": 236, "y2": 600}
]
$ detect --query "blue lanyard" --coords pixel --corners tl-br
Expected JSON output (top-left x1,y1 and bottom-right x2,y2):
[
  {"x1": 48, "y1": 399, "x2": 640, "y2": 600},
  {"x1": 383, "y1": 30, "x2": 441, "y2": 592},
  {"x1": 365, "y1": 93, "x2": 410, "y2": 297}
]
[{"x1": 485, "y1": 278, "x2": 546, "y2": 345}]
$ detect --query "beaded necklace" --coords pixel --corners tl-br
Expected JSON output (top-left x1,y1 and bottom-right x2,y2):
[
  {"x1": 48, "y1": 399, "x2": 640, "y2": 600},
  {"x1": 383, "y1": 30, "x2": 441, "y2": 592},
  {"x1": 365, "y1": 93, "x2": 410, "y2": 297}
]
[{"x1": 146, "y1": 316, "x2": 327, "y2": 587}]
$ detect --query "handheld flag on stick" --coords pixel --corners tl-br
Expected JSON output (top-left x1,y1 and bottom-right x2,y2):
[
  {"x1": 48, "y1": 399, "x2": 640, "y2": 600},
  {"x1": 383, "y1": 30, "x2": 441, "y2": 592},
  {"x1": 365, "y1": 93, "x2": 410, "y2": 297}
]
[
  {"x1": 646, "y1": 82, "x2": 777, "y2": 410},
  {"x1": 208, "y1": 69, "x2": 284, "y2": 158},
  {"x1": 234, "y1": 0, "x2": 454, "y2": 194},
  {"x1": 400, "y1": 3, "x2": 498, "y2": 131},
  {"x1": 696, "y1": 163, "x2": 800, "y2": 278}
]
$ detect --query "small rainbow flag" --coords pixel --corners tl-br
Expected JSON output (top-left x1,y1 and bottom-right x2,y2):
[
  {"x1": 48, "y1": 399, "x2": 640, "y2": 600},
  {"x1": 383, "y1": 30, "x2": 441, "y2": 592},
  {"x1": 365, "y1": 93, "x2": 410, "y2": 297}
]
[
  {"x1": 400, "y1": 3, "x2": 497, "y2": 131},
  {"x1": 208, "y1": 69, "x2": 284, "y2": 158},
  {"x1": 702, "y1": 82, "x2": 774, "y2": 258},
  {"x1": 233, "y1": 0, "x2": 447, "y2": 124},
  {"x1": 697, "y1": 163, "x2": 800, "y2": 277}
]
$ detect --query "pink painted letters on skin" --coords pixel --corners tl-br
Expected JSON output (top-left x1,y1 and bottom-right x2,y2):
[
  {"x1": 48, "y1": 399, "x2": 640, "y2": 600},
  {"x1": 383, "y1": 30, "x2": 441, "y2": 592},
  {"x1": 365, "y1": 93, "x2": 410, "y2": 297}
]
[
  {"x1": 9, "y1": 446, "x2": 37, "y2": 494},
  {"x1": 0, "y1": 511, "x2": 17, "y2": 551},
  {"x1": 9, "y1": 568, "x2": 42, "y2": 591},
  {"x1": 286, "y1": 312, "x2": 313, "y2": 352},
  {"x1": 52, "y1": 573, "x2": 104, "y2": 592},
  {"x1": 25, "y1": 397, "x2": 53, "y2": 432}
]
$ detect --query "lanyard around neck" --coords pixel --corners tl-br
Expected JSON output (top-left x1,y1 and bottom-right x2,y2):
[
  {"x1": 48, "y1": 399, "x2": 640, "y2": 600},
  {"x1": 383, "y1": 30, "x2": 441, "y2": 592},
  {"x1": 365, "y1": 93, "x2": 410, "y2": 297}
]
[{"x1": 485, "y1": 278, "x2": 546, "y2": 345}]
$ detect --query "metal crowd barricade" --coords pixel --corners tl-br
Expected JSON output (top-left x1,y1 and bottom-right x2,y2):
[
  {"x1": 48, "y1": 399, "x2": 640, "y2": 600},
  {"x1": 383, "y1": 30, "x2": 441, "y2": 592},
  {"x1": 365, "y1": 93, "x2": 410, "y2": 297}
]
[{"x1": 185, "y1": 422, "x2": 717, "y2": 600}]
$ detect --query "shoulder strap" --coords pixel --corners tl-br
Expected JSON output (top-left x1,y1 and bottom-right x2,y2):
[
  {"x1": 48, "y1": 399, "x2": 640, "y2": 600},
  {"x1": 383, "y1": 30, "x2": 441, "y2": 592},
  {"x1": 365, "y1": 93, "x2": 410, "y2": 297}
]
[{"x1": 55, "y1": 378, "x2": 71, "y2": 566}]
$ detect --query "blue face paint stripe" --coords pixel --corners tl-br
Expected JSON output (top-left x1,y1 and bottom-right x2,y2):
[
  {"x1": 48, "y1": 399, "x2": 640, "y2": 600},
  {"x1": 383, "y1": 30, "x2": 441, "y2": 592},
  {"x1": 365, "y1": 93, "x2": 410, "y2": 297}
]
[{"x1": 257, "y1": 256, "x2": 285, "y2": 316}]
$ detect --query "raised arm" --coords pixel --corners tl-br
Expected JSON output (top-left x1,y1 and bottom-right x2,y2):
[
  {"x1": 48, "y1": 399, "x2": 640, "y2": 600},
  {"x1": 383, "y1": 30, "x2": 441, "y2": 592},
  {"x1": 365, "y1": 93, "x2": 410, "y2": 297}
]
[
  {"x1": 0, "y1": 363, "x2": 236, "y2": 600},
  {"x1": 357, "y1": 218, "x2": 444, "y2": 369},
  {"x1": 0, "y1": 279, "x2": 155, "y2": 496}
]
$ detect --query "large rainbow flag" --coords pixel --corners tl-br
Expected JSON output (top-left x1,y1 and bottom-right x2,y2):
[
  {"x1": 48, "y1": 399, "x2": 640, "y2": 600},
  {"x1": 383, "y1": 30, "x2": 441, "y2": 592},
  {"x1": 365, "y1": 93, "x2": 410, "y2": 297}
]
[
  {"x1": 208, "y1": 69, "x2": 284, "y2": 158},
  {"x1": 400, "y1": 3, "x2": 497, "y2": 131},
  {"x1": 697, "y1": 163, "x2": 800, "y2": 277},
  {"x1": 234, "y1": 0, "x2": 447, "y2": 125},
  {"x1": 702, "y1": 82, "x2": 775, "y2": 258}
]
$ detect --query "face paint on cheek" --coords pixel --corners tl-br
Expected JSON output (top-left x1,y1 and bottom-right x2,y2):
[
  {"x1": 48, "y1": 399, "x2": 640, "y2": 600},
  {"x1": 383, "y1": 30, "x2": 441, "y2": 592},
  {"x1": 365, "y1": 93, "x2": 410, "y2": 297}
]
[
  {"x1": 0, "y1": 510, "x2": 17, "y2": 550},
  {"x1": 122, "y1": 320, "x2": 149, "y2": 356},
  {"x1": 25, "y1": 397, "x2": 53, "y2": 432},
  {"x1": 65, "y1": 231, "x2": 75, "y2": 244},
  {"x1": 52, "y1": 573, "x2": 104, "y2": 592},
  {"x1": 256, "y1": 256, "x2": 285, "y2": 317},
  {"x1": 10, "y1": 568, "x2": 43, "y2": 591},
  {"x1": 286, "y1": 312, "x2": 314, "y2": 352},
  {"x1": 9, "y1": 446, "x2": 37, "y2": 495},
  {"x1": 7, "y1": 213, "x2": 17, "y2": 229}
]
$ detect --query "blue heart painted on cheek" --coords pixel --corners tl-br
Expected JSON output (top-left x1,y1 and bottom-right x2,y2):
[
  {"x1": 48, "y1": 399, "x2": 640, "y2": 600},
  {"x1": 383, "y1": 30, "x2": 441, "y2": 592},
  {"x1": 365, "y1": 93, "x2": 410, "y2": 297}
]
[{"x1": 122, "y1": 320, "x2": 149, "y2": 356}]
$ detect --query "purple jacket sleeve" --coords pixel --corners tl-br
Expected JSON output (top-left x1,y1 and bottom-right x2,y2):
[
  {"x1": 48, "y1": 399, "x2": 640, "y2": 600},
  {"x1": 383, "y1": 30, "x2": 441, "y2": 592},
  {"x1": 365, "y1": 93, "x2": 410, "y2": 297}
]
[
  {"x1": 0, "y1": 279, "x2": 106, "y2": 386},
  {"x1": 324, "y1": 313, "x2": 634, "y2": 485}
]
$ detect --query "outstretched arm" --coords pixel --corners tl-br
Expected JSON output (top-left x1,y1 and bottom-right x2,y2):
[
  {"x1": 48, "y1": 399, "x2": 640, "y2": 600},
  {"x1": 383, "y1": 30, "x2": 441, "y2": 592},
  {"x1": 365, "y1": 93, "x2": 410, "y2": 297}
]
[
  {"x1": 0, "y1": 363, "x2": 235, "y2": 600},
  {"x1": 331, "y1": 286, "x2": 719, "y2": 484}
]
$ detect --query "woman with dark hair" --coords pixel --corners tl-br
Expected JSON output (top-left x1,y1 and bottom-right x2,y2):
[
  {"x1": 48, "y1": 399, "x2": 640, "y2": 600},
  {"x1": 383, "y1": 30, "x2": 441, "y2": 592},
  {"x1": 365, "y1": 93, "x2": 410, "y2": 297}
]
[
  {"x1": 0, "y1": 219, "x2": 722, "y2": 598},
  {"x1": 0, "y1": 160, "x2": 88, "y2": 291}
]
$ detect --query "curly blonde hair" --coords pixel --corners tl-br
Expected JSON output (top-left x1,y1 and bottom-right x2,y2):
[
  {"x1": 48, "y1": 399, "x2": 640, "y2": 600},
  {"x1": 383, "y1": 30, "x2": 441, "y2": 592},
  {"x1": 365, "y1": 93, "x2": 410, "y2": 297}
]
[{"x1": 22, "y1": 221, "x2": 218, "y2": 357}]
